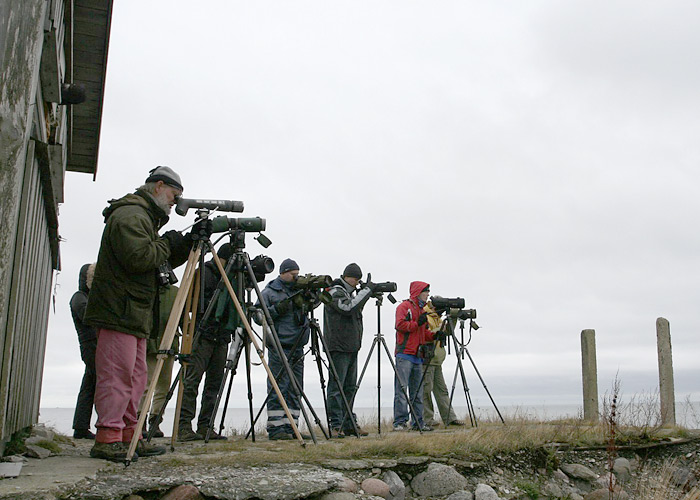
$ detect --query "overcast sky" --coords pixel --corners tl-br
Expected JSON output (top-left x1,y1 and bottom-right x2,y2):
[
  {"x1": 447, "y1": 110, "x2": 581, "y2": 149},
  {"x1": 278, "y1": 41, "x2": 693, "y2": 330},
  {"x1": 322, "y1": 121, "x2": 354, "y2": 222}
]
[{"x1": 42, "y1": 1, "x2": 700, "y2": 416}]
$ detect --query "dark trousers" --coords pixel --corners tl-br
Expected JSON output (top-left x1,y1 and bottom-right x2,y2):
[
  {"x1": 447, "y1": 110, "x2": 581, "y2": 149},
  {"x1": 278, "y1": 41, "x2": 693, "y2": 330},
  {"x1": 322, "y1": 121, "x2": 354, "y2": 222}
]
[
  {"x1": 326, "y1": 351, "x2": 358, "y2": 430},
  {"x1": 73, "y1": 338, "x2": 97, "y2": 430},
  {"x1": 179, "y1": 337, "x2": 227, "y2": 432},
  {"x1": 266, "y1": 345, "x2": 304, "y2": 437}
]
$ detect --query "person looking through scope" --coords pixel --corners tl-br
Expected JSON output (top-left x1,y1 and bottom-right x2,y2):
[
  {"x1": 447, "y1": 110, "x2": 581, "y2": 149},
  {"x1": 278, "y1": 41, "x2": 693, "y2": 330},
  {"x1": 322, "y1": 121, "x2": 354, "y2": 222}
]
[
  {"x1": 393, "y1": 281, "x2": 435, "y2": 432},
  {"x1": 84, "y1": 166, "x2": 210, "y2": 462},
  {"x1": 258, "y1": 258, "x2": 310, "y2": 440},
  {"x1": 178, "y1": 243, "x2": 236, "y2": 442},
  {"x1": 323, "y1": 263, "x2": 374, "y2": 438},
  {"x1": 421, "y1": 299, "x2": 465, "y2": 428}
]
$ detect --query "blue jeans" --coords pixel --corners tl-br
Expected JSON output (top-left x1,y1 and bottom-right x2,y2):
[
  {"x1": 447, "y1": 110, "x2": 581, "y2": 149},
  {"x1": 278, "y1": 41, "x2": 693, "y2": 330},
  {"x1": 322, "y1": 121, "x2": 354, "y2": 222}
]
[
  {"x1": 266, "y1": 345, "x2": 304, "y2": 437},
  {"x1": 393, "y1": 357, "x2": 424, "y2": 427}
]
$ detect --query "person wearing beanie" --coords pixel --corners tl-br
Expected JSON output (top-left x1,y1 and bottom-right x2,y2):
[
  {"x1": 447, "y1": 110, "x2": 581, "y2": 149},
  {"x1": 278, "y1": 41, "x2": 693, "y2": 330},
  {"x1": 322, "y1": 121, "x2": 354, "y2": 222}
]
[
  {"x1": 178, "y1": 242, "x2": 235, "y2": 442},
  {"x1": 83, "y1": 166, "x2": 193, "y2": 462},
  {"x1": 392, "y1": 281, "x2": 435, "y2": 432},
  {"x1": 323, "y1": 263, "x2": 374, "y2": 437},
  {"x1": 258, "y1": 257, "x2": 309, "y2": 440}
]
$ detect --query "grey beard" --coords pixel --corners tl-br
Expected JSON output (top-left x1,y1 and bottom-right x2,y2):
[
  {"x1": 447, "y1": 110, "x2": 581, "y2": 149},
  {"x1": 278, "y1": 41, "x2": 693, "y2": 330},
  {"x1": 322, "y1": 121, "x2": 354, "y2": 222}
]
[{"x1": 153, "y1": 192, "x2": 172, "y2": 215}]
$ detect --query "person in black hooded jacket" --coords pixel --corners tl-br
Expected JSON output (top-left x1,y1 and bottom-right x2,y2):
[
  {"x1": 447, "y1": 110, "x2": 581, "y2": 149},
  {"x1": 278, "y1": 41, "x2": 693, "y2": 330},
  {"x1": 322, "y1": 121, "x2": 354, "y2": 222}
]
[{"x1": 71, "y1": 263, "x2": 97, "y2": 439}]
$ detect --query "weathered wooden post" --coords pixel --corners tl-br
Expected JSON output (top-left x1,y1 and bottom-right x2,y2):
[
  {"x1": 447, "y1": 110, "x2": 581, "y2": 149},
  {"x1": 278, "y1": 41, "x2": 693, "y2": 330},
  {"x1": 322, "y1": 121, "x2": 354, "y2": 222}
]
[
  {"x1": 581, "y1": 329, "x2": 599, "y2": 421},
  {"x1": 656, "y1": 317, "x2": 676, "y2": 426}
]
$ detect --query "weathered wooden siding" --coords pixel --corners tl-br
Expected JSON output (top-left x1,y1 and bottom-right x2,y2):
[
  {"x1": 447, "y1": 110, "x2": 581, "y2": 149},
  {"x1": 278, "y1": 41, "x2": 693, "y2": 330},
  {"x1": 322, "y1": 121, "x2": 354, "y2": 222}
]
[{"x1": 0, "y1": 141, "x2": 53, "y2": 438}]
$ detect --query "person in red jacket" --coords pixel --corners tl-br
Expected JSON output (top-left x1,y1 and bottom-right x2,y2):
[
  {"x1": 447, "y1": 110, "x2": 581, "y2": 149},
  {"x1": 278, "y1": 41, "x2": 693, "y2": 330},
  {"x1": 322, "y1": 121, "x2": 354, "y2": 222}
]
[{"x1": 393, "y1": 281, "x2": 435, "y2": 431}]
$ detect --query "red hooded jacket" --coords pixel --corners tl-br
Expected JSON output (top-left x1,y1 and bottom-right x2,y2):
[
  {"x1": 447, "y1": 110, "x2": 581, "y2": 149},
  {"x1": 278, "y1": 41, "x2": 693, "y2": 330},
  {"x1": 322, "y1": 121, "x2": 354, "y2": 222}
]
[{"x1": 394, "y1": 281, "x2": 434, "y2": 357}]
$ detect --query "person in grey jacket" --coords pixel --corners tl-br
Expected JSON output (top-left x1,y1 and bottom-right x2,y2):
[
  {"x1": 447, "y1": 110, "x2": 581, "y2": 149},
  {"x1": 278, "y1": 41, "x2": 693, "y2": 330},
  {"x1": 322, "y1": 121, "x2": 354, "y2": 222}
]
[
  {"x1": 259, "y1": 258, "x2": 309, "y2": 440},
  {"x1": 323, "y1": 263, "x2": 374, "y2": 437}
]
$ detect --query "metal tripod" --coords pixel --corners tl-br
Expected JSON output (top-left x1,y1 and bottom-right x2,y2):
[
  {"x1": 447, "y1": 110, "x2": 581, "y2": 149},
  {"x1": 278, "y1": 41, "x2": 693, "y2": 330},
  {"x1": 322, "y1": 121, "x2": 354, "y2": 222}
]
[
  {"x1": 447, "y1": 317, "x2": 505, "y2": 426},
  {"x1": 353, "y1": 294, "x2": 423, "y2": 434}
]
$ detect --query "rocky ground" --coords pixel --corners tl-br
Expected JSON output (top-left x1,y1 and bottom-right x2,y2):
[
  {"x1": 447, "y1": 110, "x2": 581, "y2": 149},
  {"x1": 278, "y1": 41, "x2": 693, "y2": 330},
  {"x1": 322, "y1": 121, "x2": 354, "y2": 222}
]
[{"x1": 2, "y1": 425, "x2": 700, "y2": 500}]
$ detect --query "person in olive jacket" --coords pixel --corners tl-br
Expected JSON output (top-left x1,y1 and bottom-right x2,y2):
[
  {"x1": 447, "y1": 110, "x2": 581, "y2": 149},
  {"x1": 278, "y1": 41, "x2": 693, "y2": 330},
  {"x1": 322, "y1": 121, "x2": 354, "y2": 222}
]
[{"x1": 84, "y1": 166, "x2": 194, "y2": 462}]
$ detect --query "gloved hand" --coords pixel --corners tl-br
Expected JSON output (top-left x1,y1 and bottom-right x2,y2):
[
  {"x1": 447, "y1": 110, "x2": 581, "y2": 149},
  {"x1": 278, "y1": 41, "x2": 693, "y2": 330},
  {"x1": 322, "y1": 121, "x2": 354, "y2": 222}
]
[
  {"x1": 364, "y1": 280, "x2": 377, "y2": 292},
  {"x1": 435, "y1": 330, "x2": 448, "y2": 344},
  {"x1": 417, "y1": 312, "x2": 428, "y2": 326},
  {"x1": 189, "y1": 218, "x2": 213, "y2": 241},
  {"x1": 274, "y1": 298, "x2": 292, "y2": 316},
  {"x1": 162, "y1": 230, "x2": 188, "y2": 249}
]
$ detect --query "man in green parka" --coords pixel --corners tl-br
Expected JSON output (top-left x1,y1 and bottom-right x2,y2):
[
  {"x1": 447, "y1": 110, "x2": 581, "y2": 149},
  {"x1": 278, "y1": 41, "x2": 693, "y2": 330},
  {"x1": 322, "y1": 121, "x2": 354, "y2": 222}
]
[{"x1": 84, "y1": 166, "x2": 195, "y2": 462}]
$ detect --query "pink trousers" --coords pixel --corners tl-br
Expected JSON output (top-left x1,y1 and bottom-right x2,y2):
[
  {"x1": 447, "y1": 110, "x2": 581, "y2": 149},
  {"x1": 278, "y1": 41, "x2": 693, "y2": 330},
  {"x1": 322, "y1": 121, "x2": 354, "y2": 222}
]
[{"x1": 94, "y1": 328, "x2": 147, "y2": 443}]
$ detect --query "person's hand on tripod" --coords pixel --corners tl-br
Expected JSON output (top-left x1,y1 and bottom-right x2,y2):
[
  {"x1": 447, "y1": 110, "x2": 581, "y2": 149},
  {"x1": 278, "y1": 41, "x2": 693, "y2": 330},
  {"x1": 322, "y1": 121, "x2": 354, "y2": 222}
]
[
  {"x1": 162, "y1": 230, "x2": 187, "y2": 249},
  {"x1": 189, "y1": 218, "x2": 213, "y2": 241}
]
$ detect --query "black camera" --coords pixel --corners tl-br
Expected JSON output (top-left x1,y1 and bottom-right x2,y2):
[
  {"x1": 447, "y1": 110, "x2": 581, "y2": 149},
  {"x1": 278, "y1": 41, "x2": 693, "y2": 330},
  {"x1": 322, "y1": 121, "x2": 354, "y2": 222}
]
[
  {"x1": 157, "y1": 262, "x2": 178, "y2": 286},
  {"x1": 372, "y1": 281, "x2": 397, "y2": 293},
  {"x1": 430, "y1": 296, "x2": 465, "y2": 311},
  {"x1": 250, "y1": 255, "x2": 274, "y2": 283},
  {"x1": 457, "y1": 308, "x2": 477, "y2": 320}
]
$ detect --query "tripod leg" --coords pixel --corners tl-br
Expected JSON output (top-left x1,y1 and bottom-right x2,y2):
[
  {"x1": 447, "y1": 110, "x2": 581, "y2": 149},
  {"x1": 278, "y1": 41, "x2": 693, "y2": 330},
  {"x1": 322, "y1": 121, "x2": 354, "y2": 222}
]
[
  {"x1": 463, "y1": 347, "x2": 505, "y2": 424},
  {"x1": 204, "y1": 333, "x2": 245, "y2": 442},
  {"x1": 449, "y1": 333, "x2": 477, "y2": 427},
  {"x1": 211, "y1": 252, "x2": 306, "y2": 445},
  {"x1": 146, "y1": 364, "x2": 180, "y2": 443},
  {"x1": 126, "y1": 245, "x2": 202, "y2": 464},
  {"x1": 244, "y1": 340, "x2": 256, "y2": 442},
  {"x1": 171, "y1": 266, "x2": 201, "y2": 448},
  {"x1": 309, "y1": 326, "x2": 332, "y2": 437}
]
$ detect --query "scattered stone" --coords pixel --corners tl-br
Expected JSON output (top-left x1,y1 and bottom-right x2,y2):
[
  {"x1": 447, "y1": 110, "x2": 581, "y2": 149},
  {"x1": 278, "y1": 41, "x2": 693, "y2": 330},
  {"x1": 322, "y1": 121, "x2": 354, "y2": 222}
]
[
  {"x1": 411, "y1": 463, "x2": 469, "y2": 497},
  {"x1": 446, "y1": 491, "x2": 474, "y2": 500},
  {"x1": 31, "y1": 425, "x2": 55, "y2": 441},
  {"x1": 25, "y1": 436, "x2": 45, "y2": 445},
  {"x1": 372, "y1": 468, "x2": 381, "y2": 474},
  {"x1": 123, "y1": 495, "x2": 145, "y2": 500},
  {"x1": 2, "y1": 455, "x2": 27, "y2": 463},
  {"x1": 584, "y1": 487, "x2": 629, "y2": 500},
  {"x1": 338, "y1": 477, "x2": 359, "y2": 493},
  {"x1": 596, "y1": 472, "x2": 618, "y2": 490},
  {"x1": 553, "y1": 468, "x2": 570, "y2": 483},
  {"x1": 361, "y1": 478, "x2": 390, "y2": 498},
  {"x1": 493, "y1": 466, "x2": 504, "y2": 475},
  {"x1": 543, "y1": 480, "x2": 563, "y2": 497},
  {"x1": 24, "y1": 444, "x2": 51, "y2": 459},
  {"x1": 613, "y1": 457, "x2": 632, "y2": 482},
  {"x1": 161, "y1": 484, "x2": 204, "y2": 500},
  {"x1": 561, "y1": 463, "x2": 598, "y2": 482},
  {"x1": 0, "y1": 463, "x2": 23, "y2": 478},
  {"x1": 671, "y1": 466, "x2": 697, "y2": 490},
  {"x1": 474, "y1": 483, "x2": 499, "y2": 500},
  {"x1": 382, "y1": 470, "x2": 405, "y2": 500}
]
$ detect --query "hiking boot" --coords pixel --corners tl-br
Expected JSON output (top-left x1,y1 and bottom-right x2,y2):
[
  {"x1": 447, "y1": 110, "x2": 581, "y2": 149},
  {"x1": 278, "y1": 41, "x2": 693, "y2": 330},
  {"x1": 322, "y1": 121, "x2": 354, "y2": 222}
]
[
  {"x1": 135, "y1": 440, "x2": 166, "y2": 457},
  {"x1": 343, "y1": 426, "x2": 369, "y2": 437},
  {"x1": 198, "y1": 428, "x2": 227, "y2": 441},
  {"x1": 447, "y1": 419, "x2": 466, "y2": 427},
  {"x1": 177, "y1": 428, "x2": 203, "y2": 442},
  {"x1": 392, "y1": 423, "x2": 408, "y2": 432},
  {"x1": 90, "y1": 441, "x2": 135, "y2": 463},
  {"x1": 330, "y1": 428, "x2": 345, "y2": 439},
  {"x1": 73, "y1": 429, "x2": 96, "y2": 440},
  {"x1": 412, "y1": 424, "x2": 434, "y2": 432}
]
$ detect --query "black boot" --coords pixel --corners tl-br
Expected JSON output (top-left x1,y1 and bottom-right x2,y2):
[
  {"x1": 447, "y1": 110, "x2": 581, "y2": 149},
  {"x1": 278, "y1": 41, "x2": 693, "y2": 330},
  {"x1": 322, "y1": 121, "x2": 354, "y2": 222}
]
[{"x1": 148, "y1": 415, "x2": 164, "y2": 438}]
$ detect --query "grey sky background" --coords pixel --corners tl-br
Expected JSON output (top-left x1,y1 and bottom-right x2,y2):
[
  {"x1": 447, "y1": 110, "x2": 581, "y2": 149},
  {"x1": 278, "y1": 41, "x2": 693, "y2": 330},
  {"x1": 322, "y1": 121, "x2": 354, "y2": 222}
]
[{"x1": 42, "y1": 1, "x2": 699, "y2": 413}]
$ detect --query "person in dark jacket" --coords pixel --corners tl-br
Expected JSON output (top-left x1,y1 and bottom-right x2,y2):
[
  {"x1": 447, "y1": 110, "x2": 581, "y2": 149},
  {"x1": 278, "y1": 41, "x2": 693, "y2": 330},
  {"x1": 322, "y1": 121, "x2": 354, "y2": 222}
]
[
  {"x1": 71, "y1": 263, "x2": 97, "y2": 439},
  {"x1": 178, "y1": 243, "x2": 235, "y2": 441},
  {"x1": 259, "y1": 258, "x2": 309, "y2": 440},
  {"x1": 393, "y1": 281, "x2": 435, "y2": 432},
  {"x1": 84, "y1": 166, "x2": 194, "y2": 462},
  {"x1": 323, "y1": 263, "x2": 373, "y2": 437}
]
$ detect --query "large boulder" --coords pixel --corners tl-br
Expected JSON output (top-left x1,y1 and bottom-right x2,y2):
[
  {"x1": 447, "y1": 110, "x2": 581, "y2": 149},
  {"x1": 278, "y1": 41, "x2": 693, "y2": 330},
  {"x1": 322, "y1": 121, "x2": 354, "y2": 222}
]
[
  {"x1": 561, "y1": 463, "x2": 598, "y2": 482},
  {"x1": 361, "y1": 478, "x2": 390, "y2": 499},
  {"x1": 381, "y1": 470, "x2": 405, "y2": 500},
  {"x1": 410, "y1": 463, "x2": 469, "y2": 497}
]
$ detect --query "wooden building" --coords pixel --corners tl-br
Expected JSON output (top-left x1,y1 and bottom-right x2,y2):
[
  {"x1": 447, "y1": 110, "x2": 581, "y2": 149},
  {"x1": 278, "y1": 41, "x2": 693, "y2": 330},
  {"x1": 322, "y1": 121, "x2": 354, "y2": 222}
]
[{"x1": 0, "y1": 0, "x2": 113, "y2": 450}]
